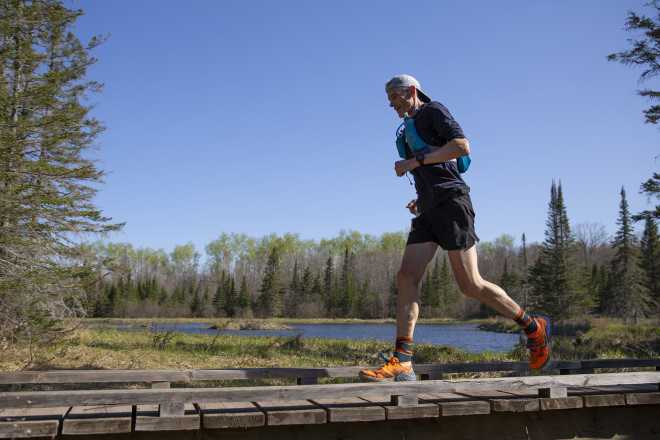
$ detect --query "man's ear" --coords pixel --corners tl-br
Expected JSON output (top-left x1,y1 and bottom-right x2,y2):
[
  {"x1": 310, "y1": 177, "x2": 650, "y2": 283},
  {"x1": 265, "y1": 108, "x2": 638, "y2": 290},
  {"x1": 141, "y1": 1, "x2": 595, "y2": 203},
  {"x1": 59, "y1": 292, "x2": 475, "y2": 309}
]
[{"x1": 409, "y1": 85, "x2": 417, "y2": 99}]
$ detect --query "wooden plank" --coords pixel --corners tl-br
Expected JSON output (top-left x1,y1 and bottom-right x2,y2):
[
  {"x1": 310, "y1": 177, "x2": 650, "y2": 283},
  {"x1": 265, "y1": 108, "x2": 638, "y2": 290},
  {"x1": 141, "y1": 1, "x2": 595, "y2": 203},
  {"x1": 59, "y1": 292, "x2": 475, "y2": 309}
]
[
  {"x1": 135, "y1": 404, "x2": 199, "y2": 431},
  {"x1": 359, "y1": 395, "x2": 438, "y2": 420},
  {"x1": 568, "y1": 387, "x2": 627, "y2": 407},
  {"x1": 311, "y1": 397, "x2": 385, "y2": 423},
  {"x1": 2, "y1": 372, "x2": 659, "y2": 409},
  {"x1": 0, "y1": 407, "x2": 68, "y2": 439},
  {"x1": 62, "y1": 404, "x2": 132, "y2": 435},
  {"x1": 503, "y1": 389, "x2": 583, "y2": 411},
  {"x1": 581, "y1": 358, "x2": 660, "y2": 370},
  {"x1": 418, "y1": 392, "x2": 490, "y2": 416},
  {"x1": 196, "y1": 401, "x2": 265, "y2": 429},
  {"x1": 458, "y1": 390, "x2": 539, "y2": 412},
  {"x1": 255, "y1": 400, "x2": 325, "y2": 426},
  {"x1": 626, "y1": 391, "x2": 660, "y2": 405}
]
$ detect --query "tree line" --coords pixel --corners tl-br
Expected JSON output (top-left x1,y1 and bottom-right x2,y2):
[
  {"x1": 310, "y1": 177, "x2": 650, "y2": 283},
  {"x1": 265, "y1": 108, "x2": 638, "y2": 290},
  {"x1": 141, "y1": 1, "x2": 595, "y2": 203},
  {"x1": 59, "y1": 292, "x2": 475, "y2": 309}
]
[{"x1": 83, "y1": 177, "x2": 660, "y2": 324}]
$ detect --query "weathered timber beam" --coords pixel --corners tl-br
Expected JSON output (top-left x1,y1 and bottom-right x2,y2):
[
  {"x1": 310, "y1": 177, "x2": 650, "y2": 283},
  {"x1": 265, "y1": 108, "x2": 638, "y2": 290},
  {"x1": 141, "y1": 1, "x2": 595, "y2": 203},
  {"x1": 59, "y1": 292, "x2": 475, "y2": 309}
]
[
  {"x1": 581, "y1": 359, "x2": 660, "y2": 369},
  {"x1": 0, "y1": 372, "x2": 658, "y2": 409},
  {"x1": 3, "y1": 359, "x2": 650, "y2": 385}
]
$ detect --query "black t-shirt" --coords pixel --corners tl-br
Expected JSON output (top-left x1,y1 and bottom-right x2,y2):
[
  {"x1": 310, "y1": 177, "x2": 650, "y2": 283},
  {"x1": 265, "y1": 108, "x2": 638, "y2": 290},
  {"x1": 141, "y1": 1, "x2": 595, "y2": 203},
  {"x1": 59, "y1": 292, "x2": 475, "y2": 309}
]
[{"x1": 404, "y1": 101, "x2": 470, "y2": 213}]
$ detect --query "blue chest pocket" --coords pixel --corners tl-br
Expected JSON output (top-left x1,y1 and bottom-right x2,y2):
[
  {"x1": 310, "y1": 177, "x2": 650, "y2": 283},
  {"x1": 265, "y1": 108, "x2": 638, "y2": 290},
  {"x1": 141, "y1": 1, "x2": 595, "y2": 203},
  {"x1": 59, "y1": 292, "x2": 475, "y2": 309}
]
[{"x1": 396, "y1": 118, "x2": 430, "y2": 158}]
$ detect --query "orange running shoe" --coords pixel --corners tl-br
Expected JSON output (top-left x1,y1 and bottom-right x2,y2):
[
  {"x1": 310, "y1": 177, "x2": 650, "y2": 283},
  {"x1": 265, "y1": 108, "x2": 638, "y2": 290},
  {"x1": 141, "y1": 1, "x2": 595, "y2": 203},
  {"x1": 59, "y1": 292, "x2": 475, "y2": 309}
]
[
  {"x1": 527, "y1": 315, "x2": 551, "y2": 370},
  {"x1": 359, "y1": 353, "x2": 416, "y2": 382}
]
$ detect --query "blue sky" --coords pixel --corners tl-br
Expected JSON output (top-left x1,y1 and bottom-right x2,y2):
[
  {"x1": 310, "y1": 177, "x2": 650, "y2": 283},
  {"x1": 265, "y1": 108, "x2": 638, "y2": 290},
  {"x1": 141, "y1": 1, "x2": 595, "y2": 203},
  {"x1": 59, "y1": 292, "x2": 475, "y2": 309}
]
[{"x1": 73, "y1": 0, "x2": 659, "y2": 254}]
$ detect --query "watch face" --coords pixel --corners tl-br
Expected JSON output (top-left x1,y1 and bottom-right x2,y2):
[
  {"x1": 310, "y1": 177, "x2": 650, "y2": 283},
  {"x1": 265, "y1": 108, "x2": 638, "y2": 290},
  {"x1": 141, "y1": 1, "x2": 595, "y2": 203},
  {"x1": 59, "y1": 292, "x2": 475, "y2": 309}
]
[{"x1": 416, "y1": 154, "x2": 424, "y2": 162}]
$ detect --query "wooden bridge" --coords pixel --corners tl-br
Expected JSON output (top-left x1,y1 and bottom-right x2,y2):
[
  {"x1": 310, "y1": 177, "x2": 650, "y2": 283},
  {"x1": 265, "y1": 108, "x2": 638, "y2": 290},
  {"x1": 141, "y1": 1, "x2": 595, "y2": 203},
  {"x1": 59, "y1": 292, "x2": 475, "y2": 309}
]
[{"x1": 1, "y1": 358, "x2": 659, "y2": 440}]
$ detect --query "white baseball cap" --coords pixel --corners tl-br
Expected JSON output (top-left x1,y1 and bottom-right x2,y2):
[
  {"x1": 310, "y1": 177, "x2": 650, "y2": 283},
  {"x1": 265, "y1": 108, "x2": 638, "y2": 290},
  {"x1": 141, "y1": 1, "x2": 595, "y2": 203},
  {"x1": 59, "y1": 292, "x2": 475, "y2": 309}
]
[{"x1": 385, "y1": 74, "x2": 431, "y2": 103}]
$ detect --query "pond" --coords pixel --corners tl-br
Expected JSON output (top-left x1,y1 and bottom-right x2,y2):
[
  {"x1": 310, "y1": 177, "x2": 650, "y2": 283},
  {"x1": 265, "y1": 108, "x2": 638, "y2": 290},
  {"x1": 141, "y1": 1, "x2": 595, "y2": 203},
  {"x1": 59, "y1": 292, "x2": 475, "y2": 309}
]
[{"x1": 104, "y1": 322, "x2": 522, "y2": 354}]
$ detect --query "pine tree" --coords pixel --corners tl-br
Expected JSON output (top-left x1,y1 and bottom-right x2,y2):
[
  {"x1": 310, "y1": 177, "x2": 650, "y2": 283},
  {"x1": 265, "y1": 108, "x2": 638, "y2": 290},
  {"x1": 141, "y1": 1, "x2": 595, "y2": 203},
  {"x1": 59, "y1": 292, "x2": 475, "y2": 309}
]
[
  {"x1": 608, "y1": 1, "x2": 660, "y2": 125},
  {"x1": 420, "y1": 271, "x2": 434, "y2": 314},
  {"x1": 311, "y1": 272, "x2": 323, "y2": 297},
  {"x1": 528, "y1": 181, "x2": 593, "y2": 327},
  {"x1": 0, "y1": 1, "x2": 122, "y2": 338},
  {"x1": 608, "y1": 187, "x2": 651, "y2": 322},
  {"x1": 190, "y1": 291, "x2": 202, "y2": 317},
  {"x1": 430, "y1": 257, "x2": 442, "y2": 308},
  {"x1": 290, "y1": 260, "x2": 300, "y2": 294},
  {"x1": 300, "y1": 267, "x2": 312, "y2": 296},
  {"x1": 257, "y1": 245, "x2": 284, "y2": 317},
  {"x1": 339, "y1": 247, "x2": 356, "y2": 316},
  {"x1": 213, "y1": 280, "x2": 225, "y2": 316},
  {"x1": 437, "y1": 254, "x2": 458, "y2": 316},
  {"x1": 223, "y1": 275, "x2": 236, "y2": 317},
  {"x1": 238, "y1": 276, "x2": 251, "y2": 313},
  {"x1": 323, "y1": 256, "x2": 338, "y2": 312},
  {"x1": 499, "y1": 258, "x2": 518, "y2": 297},
  {"x1": 518, "y1": 233, "x2": 532, "y2": 310},
  {"x1": 637, "y1": 173, "x2": 660, "y2": 220},
  {"x1": 388, "y1": 273, "x2": 398, "y2": 318},
  {"x1": 639, "y1": 215, "x2": 660, "y2": 309}
]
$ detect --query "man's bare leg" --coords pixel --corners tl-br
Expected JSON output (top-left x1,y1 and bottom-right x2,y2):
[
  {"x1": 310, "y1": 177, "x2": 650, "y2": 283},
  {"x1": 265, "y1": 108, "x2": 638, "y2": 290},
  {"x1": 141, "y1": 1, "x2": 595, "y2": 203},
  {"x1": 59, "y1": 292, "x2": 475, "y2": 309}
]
[
  {"x1": 448, "y1": 244, "x2": 552, "y2": 370},
  {"x1": 396, "y1": 242, "x2": 439, "y2": 337},
  {"x1": 447, "y1": 244, "x2": 520, "y2": 318},
  {"x1": 358, "y1": 241, "x2": 437, "y2": 382}
]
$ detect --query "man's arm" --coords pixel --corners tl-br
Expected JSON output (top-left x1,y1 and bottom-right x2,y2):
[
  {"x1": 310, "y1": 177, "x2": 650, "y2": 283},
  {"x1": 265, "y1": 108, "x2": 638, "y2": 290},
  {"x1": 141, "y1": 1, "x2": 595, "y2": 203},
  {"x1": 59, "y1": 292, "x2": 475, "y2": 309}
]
[{"x1": 394, "y1": 137, "x2": 470, "y2": 177}]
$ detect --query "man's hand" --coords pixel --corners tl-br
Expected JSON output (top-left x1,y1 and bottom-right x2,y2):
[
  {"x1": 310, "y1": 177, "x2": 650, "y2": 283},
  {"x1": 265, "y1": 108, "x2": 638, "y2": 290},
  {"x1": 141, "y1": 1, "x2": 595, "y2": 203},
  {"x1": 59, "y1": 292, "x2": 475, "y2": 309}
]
[
  {"x1": 395, "y1": 159, "x2": 417, "y2": 177},
  {"x1": 406, "y1": 199, "x2": 418, "y2": 215}
]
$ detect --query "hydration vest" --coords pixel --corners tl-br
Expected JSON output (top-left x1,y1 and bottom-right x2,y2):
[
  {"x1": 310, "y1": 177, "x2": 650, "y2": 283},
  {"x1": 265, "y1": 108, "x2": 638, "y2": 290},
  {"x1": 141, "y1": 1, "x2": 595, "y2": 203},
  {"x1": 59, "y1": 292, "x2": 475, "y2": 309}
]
[{"x1": 396, "y1": 117, "x2": 471, "y2": 173}]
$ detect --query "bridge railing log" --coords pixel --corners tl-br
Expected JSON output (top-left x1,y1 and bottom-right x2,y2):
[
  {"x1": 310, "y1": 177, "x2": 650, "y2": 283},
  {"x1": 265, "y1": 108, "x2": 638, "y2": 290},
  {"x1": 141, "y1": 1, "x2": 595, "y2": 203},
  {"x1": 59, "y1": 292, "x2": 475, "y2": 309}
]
[{"x1": 1, "y1": 358, "x2": 657, "y2": 386}]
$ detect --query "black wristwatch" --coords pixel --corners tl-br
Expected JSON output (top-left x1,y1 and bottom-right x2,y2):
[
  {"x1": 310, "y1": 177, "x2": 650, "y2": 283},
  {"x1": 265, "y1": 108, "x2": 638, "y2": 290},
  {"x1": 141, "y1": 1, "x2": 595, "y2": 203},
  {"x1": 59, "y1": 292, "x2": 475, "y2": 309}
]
[{"x1": 416, "y1": 153, "x2": 425, "y2": 166}]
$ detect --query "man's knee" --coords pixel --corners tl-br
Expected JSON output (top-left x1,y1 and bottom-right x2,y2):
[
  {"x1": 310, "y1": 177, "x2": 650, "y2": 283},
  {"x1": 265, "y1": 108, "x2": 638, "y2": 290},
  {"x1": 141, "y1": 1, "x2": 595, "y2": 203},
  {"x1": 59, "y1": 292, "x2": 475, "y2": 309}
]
[
  {"x1": 397, "y1": 264, "x2": 424, "y2": 287},
  {"x1": 456, "y1": 278, "x2": 481, "y2": 298}
]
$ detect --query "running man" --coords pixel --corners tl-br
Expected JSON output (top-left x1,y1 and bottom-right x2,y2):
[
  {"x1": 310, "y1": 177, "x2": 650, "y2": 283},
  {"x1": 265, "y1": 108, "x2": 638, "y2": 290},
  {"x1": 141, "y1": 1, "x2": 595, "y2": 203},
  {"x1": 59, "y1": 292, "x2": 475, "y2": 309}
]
[{"x1": 359, "y1": 75, "x2": 550, "y2": 382}]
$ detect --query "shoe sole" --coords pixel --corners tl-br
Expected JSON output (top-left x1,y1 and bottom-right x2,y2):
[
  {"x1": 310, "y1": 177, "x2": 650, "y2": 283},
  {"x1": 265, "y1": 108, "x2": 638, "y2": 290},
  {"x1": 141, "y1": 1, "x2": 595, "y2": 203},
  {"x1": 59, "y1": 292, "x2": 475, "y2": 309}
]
[{"x1": 358, "y1": 371, "x2": 416, "y2": 382}]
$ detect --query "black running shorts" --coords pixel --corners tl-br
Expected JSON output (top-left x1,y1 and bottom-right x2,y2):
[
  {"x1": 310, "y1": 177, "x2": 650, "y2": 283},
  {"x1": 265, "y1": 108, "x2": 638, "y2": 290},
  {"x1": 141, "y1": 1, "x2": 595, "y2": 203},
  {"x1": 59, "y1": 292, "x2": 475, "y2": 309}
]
[{"x1": 406, "y1": 194, "x2": 480, "y2": 250}]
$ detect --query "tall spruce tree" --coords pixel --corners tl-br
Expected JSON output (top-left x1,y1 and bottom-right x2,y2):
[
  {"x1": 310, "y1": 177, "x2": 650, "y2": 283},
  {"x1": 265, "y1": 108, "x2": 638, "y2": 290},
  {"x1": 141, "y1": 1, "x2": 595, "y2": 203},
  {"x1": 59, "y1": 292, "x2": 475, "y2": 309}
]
[
  {"x1": 639, "y1": 215, "x2": 660, "y2": 309},
  {"x1": 420, "y1": 271, "x2": 435, "y2": 313},
  {"x1": 238, "y1": 276, "x2": 251, "y2": 313},
  {"x1": 528, "y1": 181, "x2": 593, "y2": 327},
  {"x1": 0, "y1": 0, "x2": 121, "y2": 338},
  {"x1": 437, "y1": 254, "x2": 458, "y2": 316},
  {"x1": 608, "y1": 187, "x2": 650, "y2": 322},
  {"x1": 339, "y1": 247, "x2": 357, "y2": 316},
  {"x1": 257, "y1": 245, "x2": 284, "y2": 317},
  {"x1": 387, "y1": 273, "x2": 398, "y2": 318}
]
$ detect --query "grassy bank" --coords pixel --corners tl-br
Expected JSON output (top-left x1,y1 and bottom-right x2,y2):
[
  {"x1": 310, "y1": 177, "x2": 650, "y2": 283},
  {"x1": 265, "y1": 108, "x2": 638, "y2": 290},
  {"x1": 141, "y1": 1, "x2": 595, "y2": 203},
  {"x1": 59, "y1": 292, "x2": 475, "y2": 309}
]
[
  {"x1": 0, "y1": 327, "x2": 508, "y2": 373},
  {"x1": 1, "y1": 318, "x2": 657, "y2": 375}
]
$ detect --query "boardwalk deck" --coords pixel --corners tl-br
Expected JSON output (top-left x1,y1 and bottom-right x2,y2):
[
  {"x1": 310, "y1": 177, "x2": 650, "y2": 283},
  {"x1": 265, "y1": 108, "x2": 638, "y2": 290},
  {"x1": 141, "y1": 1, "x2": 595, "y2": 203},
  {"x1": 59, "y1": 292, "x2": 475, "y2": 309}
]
[{"x1": 0, "y1": 359, "x2": 658, "y2": 439}]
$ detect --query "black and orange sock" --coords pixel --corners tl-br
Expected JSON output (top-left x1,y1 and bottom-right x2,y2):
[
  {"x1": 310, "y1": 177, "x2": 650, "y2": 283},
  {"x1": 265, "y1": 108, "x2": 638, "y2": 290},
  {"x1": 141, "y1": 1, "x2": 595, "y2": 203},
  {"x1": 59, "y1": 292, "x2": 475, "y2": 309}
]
[
  {"x1": 393, "y1": 337, "x2": 413, "y2": 363},
  {"x1": 514, "y1": 308, "x2": 538, "y2": 335}
]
